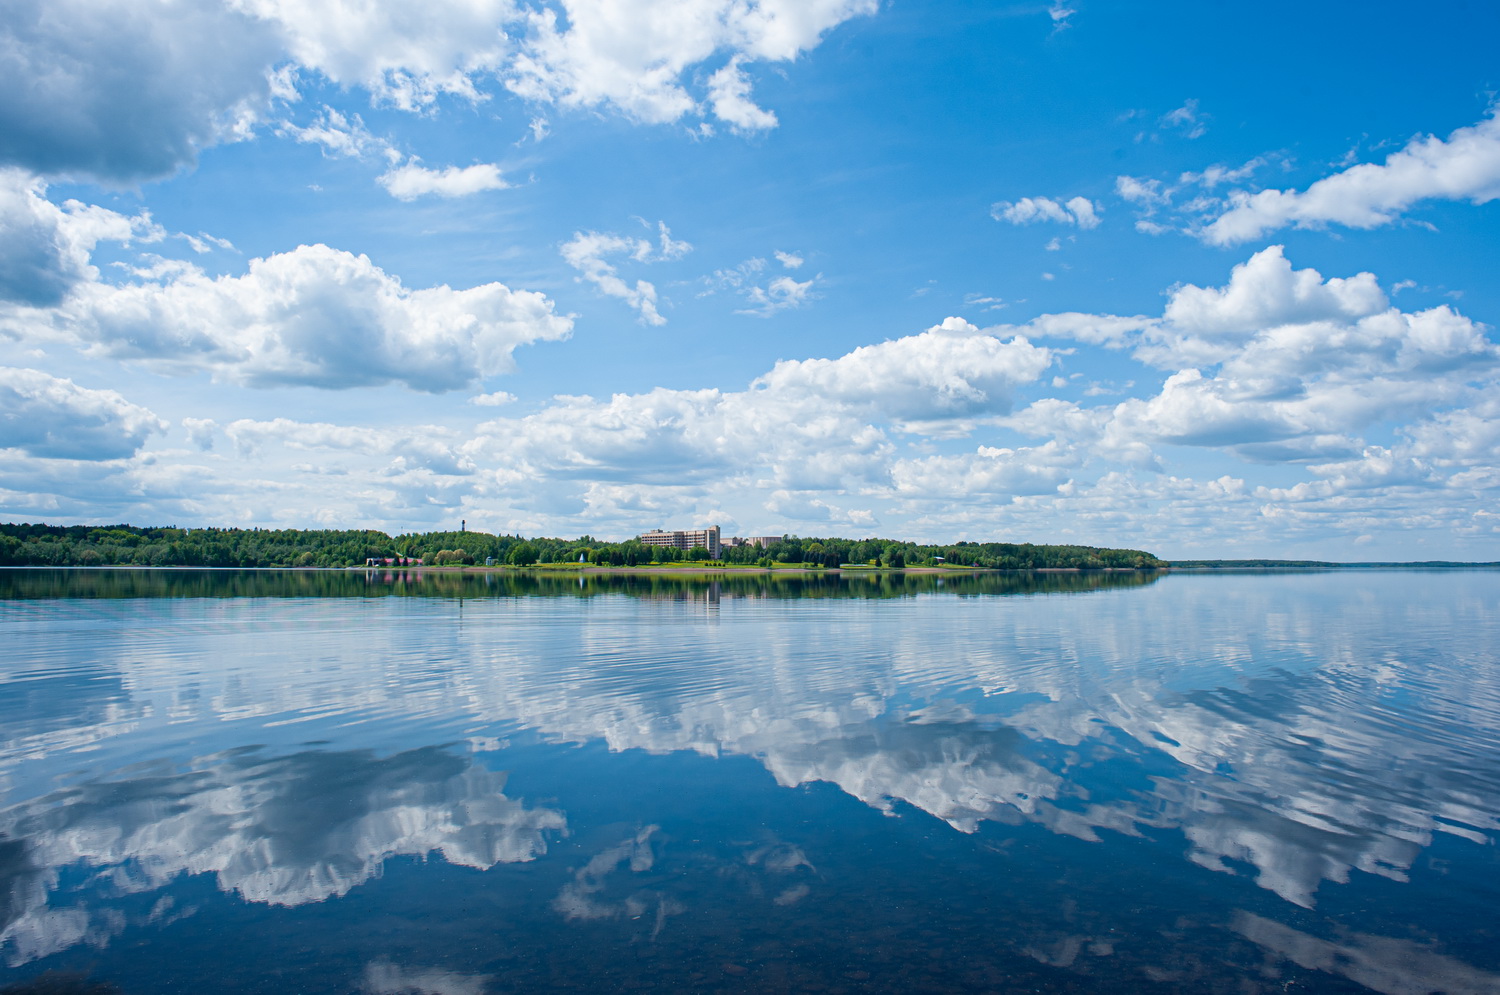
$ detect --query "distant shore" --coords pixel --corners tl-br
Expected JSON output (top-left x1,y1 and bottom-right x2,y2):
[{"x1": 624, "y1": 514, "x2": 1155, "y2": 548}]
[
  {"x1": 2, "y1": 563, "x2": 1163, "y2": 575},
  {"x1": 8, "y1": 561, "x2": 1500, "y2": 575},
  {"x1": 1165, "y1": 560, "x2": 1500, "y2": 570}
]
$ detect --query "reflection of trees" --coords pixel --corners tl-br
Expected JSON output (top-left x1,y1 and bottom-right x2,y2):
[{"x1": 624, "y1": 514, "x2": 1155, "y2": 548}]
[
  {"x1": 0, "y1": 567, "x2": 1162, "y2": 602},
  {"x1": 0, "y1": 747, "x2": 565, "y2": 966}
]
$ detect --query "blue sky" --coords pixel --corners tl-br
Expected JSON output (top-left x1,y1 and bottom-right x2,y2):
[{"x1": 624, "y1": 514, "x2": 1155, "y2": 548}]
[{"x1": 2, "y1": 0, "x2": 1499, "y2": 559}]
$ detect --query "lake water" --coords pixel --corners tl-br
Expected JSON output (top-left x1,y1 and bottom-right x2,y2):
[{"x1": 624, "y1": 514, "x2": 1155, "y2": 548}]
[{"x1": 1, "y1": 568, "x2": 1497, "y2": 994}]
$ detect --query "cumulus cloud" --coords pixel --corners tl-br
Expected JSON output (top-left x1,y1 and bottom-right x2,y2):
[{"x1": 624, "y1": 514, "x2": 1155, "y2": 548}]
[
  {"x1": 560, "y1": 222, "x2": 691, "y2": 325},
  {"x1": 1116, "y1": 157, "x2": 1284, "y2": 236},
  {"x1": 1115, "y1": 175, "x2": 1167, "y2": 207},
  {"x1": 234, "y1": 0, "x2": 517, "y2": 110},
  {"x1": 227, "y1": 417, "x2": 478, "y2": 475},
  {"x1": 707, "y1": 57, "x2": 778, "y2": 132},
  {"x1": 0, "y1": 367, "x2": 165, "y2": 460},
  {"x1": 2, "y1": 0, "x2": 877, "y2": 185},
  {"x1": 6, "y1": 218, "x2": 1497, "y2": 552},
  {"x1": 11, "y1": 244, "x2": 572, "y2": 391},
  {"x1": 183, "y1": 417, "x2": 219, "y2": 450},
  {"x1": 442, "y1": 315, "x2": 1055, "y2": 523},
  {"x1": 0, "y1": 0, "x2": 281, "y2": 183},
  {"x1": 0, "y1": 170, "x2": 162, "y2": 306},
  {"x1": 1023, "y1": 246, "x2": 1498, "y2": 464},
  {"x1": 991, "y1": 196, "x2": 1101, "y2": 229},
  {"x1": 505, "y1": 0, "x2": 877, "y2": 128},
  {"x1": 765, "y1": 489, "x2": 874, "y2": 527},
  {"x1": 377, "y1": 161, "x2": 510, "y2": 200},
  {"x1": 755, "y1": 317, "x2": 1053, "y2": 420},
  {"x1": 891, "y1": 443, "x2": 1074, "y2": 500},
  {"x1": 1200, "y1": 110, "x2": 1500, "y2": 245}
]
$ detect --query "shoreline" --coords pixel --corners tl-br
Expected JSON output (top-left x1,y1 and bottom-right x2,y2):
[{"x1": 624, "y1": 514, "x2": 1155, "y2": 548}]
[{"x1": 1, "y1": 563, "x2": 1165, "y2": 575}]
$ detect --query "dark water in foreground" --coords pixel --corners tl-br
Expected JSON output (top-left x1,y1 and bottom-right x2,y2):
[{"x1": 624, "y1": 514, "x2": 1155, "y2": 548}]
[{"x1": 0, "y1": 568, "x2": 1497, "y2": 994}]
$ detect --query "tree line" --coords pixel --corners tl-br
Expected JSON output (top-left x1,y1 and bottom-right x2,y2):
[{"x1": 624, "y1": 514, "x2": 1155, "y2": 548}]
[{"x1": 0, "y1": 522, "x2": 1166, "y2": 570}]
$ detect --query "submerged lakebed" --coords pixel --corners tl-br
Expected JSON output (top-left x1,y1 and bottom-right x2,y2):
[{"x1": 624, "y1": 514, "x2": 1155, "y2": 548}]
[{"x1": 0, "y1": 568, "x2": 1497, "y2": 993}]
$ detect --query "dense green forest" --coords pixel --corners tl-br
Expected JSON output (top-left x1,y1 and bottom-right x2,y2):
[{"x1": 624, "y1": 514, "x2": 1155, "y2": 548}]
[{"x1": 0, "y1": 522, "x2": 1166, "y2": 570}]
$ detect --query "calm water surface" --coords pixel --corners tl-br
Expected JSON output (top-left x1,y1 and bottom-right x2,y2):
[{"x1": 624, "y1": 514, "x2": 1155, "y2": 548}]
[{"x1": 1, "y1": 568, "x2": 1497, "y2": 994}]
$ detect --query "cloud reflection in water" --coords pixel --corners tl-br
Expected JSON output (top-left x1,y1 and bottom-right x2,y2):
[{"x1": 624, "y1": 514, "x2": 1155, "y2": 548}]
[
  {"x1": 0, "y1": 746, "x2": 565, "y2": 965},
  {"x1": 0, "y1": 569, "x2": 1496, "y2": 988}
]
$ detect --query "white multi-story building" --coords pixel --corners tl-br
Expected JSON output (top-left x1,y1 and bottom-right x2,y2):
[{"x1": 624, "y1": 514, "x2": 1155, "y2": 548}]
[{"x1": 637, "y1": 526, "x2": 721, "y2": 558}]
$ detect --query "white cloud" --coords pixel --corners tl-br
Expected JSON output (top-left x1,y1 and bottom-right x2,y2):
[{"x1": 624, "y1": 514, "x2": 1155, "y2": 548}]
[
  {"x1": 891, "y1": 443, "x2": 1074, "y2": 500},
  {"x1": 183, "y1": 417, "x2": 219, "y2": 450},
  {"x1": 699, "y1": 254, "x2": 815, "y2": 315},
  {"x1": 179, "y1": 231, "x2": 237, "y2": 255},
  {"x1": 1024, "y1": 246, "x2": 1499, "y2": 465},
  {"x1": 765, "y1": 489, "x2": 874, "y2": 527},
  {"x1": 1179, "y1": 157, "x2": 1265, "y2": 189},
  {"x1": 736, "y1": 274, "x2": 816, "y2": 316},
  {"x1": 0, "y1": 0, "x2": 281, "y2": 182},
  {"x1": 469, "y1": 390, "x2": 516, "y2": 406},
  {"x1": 6, "y1": 216, "x2": 1497, "y2": 556},
  {"x1": 1159, "y1": 98, "x2": 1207, "y2": 139},
  {"x1": 707, "y1": 57, "x2": 778, "y2": 132},
  {"x1": 1048, "y1": 3, "x2": 1075, "y2": 30},
  {"x1": 0, "y1": 367, "x2": 165, "y2": 460},
  {"x1": 1157, "y1": 245, "x2": 1388, "y2": 347},
  {"x1": 433, "y1": 316, "x2": 1057, "y2": 528},
  {"x1": 653, "y1": 220, "x2": 693, "y2": 259},
  {"x1": 1, "y1": 0, "x2": 877, "y2": 186},
  {"x1": 1201, "y1": 110, "x2": 1500, "y2": 245},
  {"x1": 1117, "y1": 158, "x2": 1279, "y2": 236},
  {"x1": 9, "y1": 243, "x2": 573, "y2": 392},
  {"x1": 0, "y1": 170, "x2": 163, "y2": 305},
  {"x1": 1114, "y1": 175, "x2": 1167, "y2": 206},
  {"x1": 755, "y1": 317, "x2": 1054, "y2": 420},
  {"x1": 505, "y1": 0, "x2": 877, "y2": 129},
  {"x1": 280, "y1": 106, "x2": 392, "y2": 160},
  {"x1": 234, "y1": 0, "x2": 517, "y2": 110},
  {"x1": 991, "y1": 196, "x2": 1101, "y2": 229},
  {"x1": 227, "y1": 417, "x2": 477, "y2": 475},
  {"x1": 377, "y1": 161, "x2": 510, "y2": 200},
  {"x1": 700, "y1": 256, "x2": 766, "y2": 294},
  {"x1": 560, "y1": 222, "x2": 691, "y2": 325},
  {"x1": 964, "y1": 293, "x2": 1009, "y2": 313}
]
